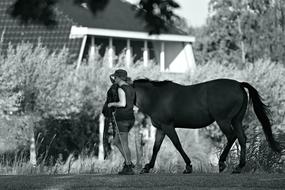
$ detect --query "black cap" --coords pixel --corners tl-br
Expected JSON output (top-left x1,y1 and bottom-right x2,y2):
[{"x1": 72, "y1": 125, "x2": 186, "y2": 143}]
[{"x1": 110, "y1": 69, "x2": 128, "y2": 81}]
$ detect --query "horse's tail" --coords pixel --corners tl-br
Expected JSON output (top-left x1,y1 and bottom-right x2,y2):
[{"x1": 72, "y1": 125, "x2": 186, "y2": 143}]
[{"x1": 240, "y1": 82, "x2": 281, "y2": 153}]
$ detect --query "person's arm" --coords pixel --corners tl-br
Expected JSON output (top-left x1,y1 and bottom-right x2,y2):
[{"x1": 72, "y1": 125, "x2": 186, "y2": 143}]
[{"x1": 108, "y1": 88, "x2": 126, "y2": 108}]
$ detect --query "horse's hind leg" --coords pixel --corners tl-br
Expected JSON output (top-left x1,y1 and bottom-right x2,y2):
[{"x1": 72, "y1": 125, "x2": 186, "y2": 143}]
[
  {"x1": 163, "y1": 125, "x2": 192, "y2": 174},
  {"x1": 231, "y1": 94, "x2": 247, "y2": 174},
  {"x1": 231, "y1": 119, "x2": 247, "y2": 174},
  {"x1": 140, "y1": 128, "x2": 165, "y2": 174},
  {"x1": 217, "y1": 120, "x2": 237, "y2": 172}
]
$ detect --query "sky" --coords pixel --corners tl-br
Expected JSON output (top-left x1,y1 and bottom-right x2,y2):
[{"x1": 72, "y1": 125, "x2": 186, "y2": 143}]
[
  {"x1": 174, "y1": 0, "x2": 210, "y2": 27},
  {"x1": 126, "y1": 0, "x2": 210, "y2": 27}
]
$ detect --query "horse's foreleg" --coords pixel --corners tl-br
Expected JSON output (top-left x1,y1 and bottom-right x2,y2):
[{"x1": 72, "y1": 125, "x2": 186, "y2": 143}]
[
  {"x1": 164, "y1": 125, "x2": 192, "y2": 174},
  {"x1": 140, "y1": 128, "x2": 165, "y2": 174}
]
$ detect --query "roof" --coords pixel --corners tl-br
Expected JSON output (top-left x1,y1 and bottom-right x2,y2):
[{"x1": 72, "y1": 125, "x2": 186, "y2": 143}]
[
  {"x1": 0, "y1": 0, "x2": 193, "y2": 57},
  {"x1": 0, "y1": 0, "x2": 82, "y2": 56},
  {"x1": 56, "y1": 0, "x2": 188, "y2": 35}
]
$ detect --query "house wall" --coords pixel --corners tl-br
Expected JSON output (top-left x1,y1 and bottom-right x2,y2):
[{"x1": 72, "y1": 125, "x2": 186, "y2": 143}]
[
  {"x1": 167, "y1": 42, "x2": 196, "y2": 73},
  {"x1": 152, "y1": 41, "x2": 196, "y2": 73}
]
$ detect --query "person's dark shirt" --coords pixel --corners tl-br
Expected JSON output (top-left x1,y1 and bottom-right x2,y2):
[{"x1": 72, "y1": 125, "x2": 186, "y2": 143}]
[{"x1": 115, "y1": 84, "x2": 135, "y2": 121}]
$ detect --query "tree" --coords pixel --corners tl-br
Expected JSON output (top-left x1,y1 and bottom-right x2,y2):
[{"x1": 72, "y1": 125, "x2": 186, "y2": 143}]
[
  {"x1": 8, "y1": 0, "x2": 180, "y2": 34},
  {"x1": 195, "y1": 0, "x2": 285, "y2": 66}
]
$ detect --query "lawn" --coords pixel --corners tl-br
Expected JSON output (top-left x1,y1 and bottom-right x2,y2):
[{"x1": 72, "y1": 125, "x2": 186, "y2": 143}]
[{"x1": 0, "y1": 173, "x2": 284, "y2": 190}]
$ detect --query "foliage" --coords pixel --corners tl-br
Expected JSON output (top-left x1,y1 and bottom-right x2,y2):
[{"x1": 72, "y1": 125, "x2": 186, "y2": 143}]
[
  {"x1": 194, "y1": 0, "x2": 285, "y2": 66},
  {"x1": 0, "y1": 42, "x2": 70, "y2": 115},
  {"x1": 137, "y1": 0, "x2": 180, "y2": 34},
  {"x1": 9, "y1": 0, "x2": 57, "y2": 26}
]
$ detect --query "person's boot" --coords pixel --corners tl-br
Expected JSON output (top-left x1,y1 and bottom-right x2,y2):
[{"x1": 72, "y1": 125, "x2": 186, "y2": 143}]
[{"x1": 118, "y1": 163, "x2": 135, "y2": 175}]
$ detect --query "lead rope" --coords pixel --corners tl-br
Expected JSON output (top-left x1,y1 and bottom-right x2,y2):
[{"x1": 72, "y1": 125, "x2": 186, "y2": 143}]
[{"x1": 112, "y1": 112, "x2": 130, "y2": 165}]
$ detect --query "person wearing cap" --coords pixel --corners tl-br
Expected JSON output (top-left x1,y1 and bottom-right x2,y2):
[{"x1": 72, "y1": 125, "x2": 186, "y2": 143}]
[{"x1": 108, "y1": 69, "x2": 135, "y2": 175}]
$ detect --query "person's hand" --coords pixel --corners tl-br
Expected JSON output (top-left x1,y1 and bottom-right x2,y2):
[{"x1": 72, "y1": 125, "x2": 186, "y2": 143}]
[{"x1": 107, "y1": 103, "x2": 113, "y2": 108}]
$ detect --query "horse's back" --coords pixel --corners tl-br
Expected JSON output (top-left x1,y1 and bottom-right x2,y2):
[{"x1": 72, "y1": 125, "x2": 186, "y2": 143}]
[
  {"x1": 172, "y1": 79, "x2": 246, "y2": 128},
  {"x1": 134, "y1": 78, "x2": 246, "y2": 128}
]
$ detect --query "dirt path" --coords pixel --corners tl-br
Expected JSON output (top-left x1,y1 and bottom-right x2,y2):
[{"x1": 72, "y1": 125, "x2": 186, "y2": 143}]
[{"x1": 0, "y1": 173, "x2": 284, "y2": 190}]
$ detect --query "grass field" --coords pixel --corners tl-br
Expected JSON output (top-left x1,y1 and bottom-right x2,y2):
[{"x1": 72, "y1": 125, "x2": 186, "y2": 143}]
[{"x1": 0, "y1": 173, "x2": 284, "y2": 190}]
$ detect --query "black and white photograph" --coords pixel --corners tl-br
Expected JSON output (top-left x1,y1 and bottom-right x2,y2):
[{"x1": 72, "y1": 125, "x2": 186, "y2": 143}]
[{"x1": 0, "y1": 0, "x2": 284, "y2": 189}]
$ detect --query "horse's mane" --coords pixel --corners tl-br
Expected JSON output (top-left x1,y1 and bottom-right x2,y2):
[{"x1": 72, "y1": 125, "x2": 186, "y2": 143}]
[{"x1": 133, "y1": 78, "x2": 173, "y2": 87}]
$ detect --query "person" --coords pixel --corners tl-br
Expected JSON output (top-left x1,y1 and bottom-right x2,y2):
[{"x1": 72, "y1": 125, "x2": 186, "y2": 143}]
[{"x1": 107, "y1": 69, "x2": 135, "y2": 175}]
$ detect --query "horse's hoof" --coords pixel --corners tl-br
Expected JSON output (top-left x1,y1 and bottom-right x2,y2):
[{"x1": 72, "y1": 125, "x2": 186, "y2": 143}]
[
  {"x1": 232, "y1": 166, "x2": 242, "y2": 174},
  {"x1": 140, "y1": 164, "x2": 151, "y2": 174},
  {"x1": 219, "y1": 162, "x2": 226, "y2": 173},
  {"x1": 183, "y1": 165, "x2": 193, "y2": 174},
  {"x1": 140, "y1": 168, "x2": 150, "y2": 174}
]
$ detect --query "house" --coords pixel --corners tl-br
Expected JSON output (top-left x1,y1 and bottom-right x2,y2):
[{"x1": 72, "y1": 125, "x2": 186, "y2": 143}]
[{"x1": 0, "y1": 0, "x2": 196, "y2": 73}]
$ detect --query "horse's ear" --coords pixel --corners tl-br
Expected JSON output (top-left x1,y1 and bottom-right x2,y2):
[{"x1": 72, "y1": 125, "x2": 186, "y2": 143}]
[{"x1": 126, "y1": 77, "x2": 133, "y2": 85}]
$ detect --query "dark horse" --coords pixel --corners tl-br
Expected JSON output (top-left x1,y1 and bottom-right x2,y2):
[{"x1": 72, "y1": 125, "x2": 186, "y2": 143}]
[{"x1": 132, "y1": 78, "x2": 281, "y2": 174}]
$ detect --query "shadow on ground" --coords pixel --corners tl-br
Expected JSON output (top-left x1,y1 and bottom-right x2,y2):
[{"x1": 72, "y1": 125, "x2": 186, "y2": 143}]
[{"x1": 0, "y1": 173, "x2": 284, "y2": 190}]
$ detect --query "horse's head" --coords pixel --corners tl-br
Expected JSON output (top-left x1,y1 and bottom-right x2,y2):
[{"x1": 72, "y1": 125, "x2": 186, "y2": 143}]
[
  {"x1": 133, "y1": 79, "x2": 152, "y2": 111},
  {"x1": 133, "y1": 78, "x2": 172, "y2": 114}
]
